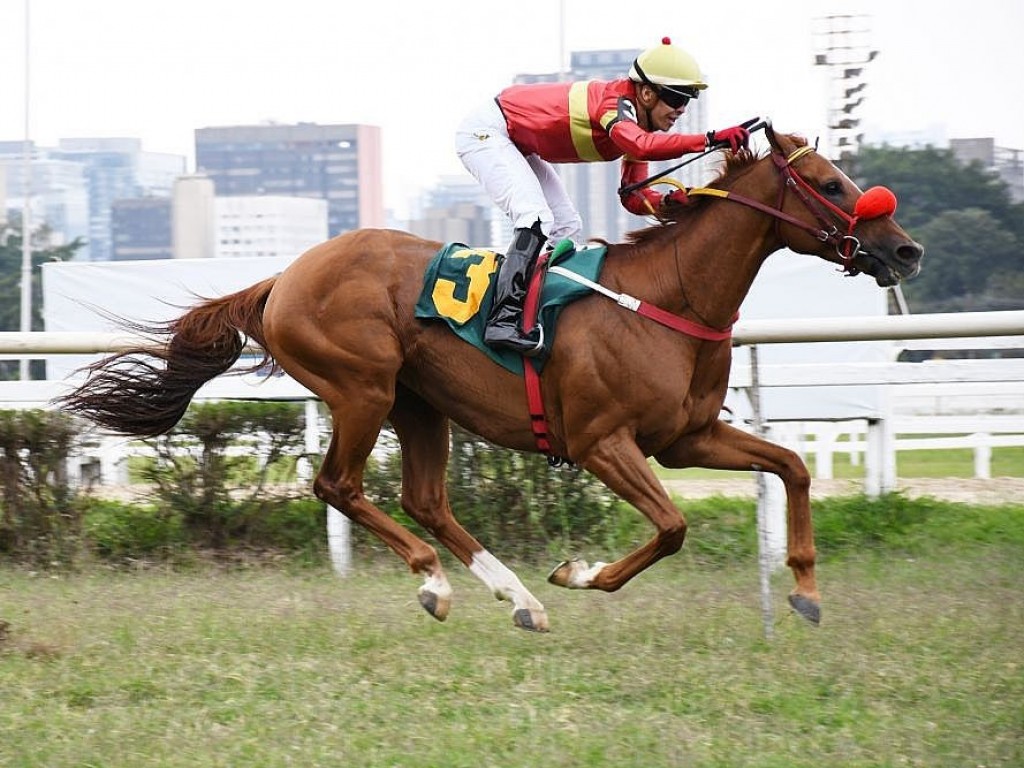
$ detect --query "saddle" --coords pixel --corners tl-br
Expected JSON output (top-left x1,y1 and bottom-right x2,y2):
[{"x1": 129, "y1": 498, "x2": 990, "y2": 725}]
[{"x1": 415, "y1": 240, "x2": 608, "y2": 373}]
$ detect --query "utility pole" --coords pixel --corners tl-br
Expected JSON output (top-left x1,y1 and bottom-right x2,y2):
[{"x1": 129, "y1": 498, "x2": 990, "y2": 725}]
[{"x1": 19, "y1": 0, "x2": 33, "y2": 380}]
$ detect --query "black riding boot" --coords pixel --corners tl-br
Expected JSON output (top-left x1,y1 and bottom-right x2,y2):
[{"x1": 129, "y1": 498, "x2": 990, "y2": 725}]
[{"x1": 484, "y1": 221, "x2": 547, "y2": 356}]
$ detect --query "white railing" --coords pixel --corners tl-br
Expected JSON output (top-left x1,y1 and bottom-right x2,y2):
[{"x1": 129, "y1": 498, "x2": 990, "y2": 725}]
[
  {"x1": 2, "y1": 310, "x2": 1024, "y2": 357},
  {"x1": 2, "y1": 313, "x2": 1022, "y2": 479},
  {"x1": 772, "y1": 417, "x2": 1024, "y2": 481}
]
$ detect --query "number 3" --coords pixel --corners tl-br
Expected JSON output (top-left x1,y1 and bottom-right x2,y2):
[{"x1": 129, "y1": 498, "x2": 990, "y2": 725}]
[{"x1": 431, "y1": 249, "x2": 499, "y2": 324}]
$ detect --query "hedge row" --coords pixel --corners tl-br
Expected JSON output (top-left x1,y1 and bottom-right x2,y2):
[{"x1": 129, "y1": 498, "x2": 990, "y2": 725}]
[
  {"x1": 0, "y1": 403, "x2": 619, "y2": 567},
  {"x1": 9, "y1": 405, "x2": 1016, "y2": 570}
]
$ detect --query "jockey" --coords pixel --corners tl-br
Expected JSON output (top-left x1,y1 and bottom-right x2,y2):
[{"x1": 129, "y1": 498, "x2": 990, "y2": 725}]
[{"x1": 456, "y1": 37, "x2": 751, "y2": 356}]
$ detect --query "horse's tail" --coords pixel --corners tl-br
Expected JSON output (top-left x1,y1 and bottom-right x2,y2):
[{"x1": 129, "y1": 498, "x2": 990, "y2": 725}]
[{"x1": 56, "y1": 277, "x2": 279, "y2": 438}]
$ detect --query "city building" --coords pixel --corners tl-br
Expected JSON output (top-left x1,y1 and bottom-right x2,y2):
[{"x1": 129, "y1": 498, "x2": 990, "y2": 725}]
[
  {"x1": 111, "y1": 197, "x2": 173, "y2": 261},
  {"x1": 812, "y1": 14, "x2": 878, "y2": 167},
  {"x1": 950, "y1": 138, "x2": 1024, "y2": 203},
  {"x1": 172, "y1": 175, "x2": 216, "y2": 260},
  {"x1": 407, "y1": 175, "x2": 495, "y2": 246},
  {"x1": 0, "y1": 138, "x2": 182, "y2": 261},
  {"x1": 111, "y1": 180, "x2": 328, "y2": 261},
  {"x1": 216, "y1": 195, "x2": 328, "y2": 259},
  {"x1": 52, "y1": 138, "x2": 184, "y2": 261},
  {"x1": 0, "y1": 141, "x2": 89, "y2": 254},
  {"x1": 194, "y1": 122, "x2": 384, "y2": 238}
]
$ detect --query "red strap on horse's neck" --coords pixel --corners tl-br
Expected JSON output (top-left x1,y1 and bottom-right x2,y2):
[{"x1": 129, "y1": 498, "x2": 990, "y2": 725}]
[
  {"x1": 635, "y1": 303, "x2": 735, "y2": 341},
  {"x1": 521, "y1": 251, "x2": 553, "y2": 456}
]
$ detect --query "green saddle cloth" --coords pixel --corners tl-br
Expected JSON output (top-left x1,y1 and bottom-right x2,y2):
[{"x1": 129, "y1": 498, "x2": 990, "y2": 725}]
[{"x1": 414, "y1": 240, "x2": 608, "y2": 374}]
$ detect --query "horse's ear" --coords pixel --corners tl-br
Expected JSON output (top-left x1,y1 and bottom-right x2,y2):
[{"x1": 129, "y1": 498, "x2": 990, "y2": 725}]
[{"x1": 764, "y1": 121, "x2": 780, "y2": 151}]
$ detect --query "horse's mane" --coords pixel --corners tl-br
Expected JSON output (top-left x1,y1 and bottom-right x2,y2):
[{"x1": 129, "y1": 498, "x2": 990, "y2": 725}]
[{"x1": 619, "y1": 135, "x2": 806, "y2": 247}]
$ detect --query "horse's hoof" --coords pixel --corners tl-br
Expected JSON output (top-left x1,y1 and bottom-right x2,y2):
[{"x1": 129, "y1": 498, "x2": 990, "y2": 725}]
[
  {"x1": 418, "y1": 587, "x2": 451, "y2": 622},
  {"x1": 788, "y1": 593, "x2": 821, "y2": 625},
  {"x1": 547, "y1": 559, "x2": 604, "y2": 589},
  {"x1": 547, "y1": 559, "x2": 580, "y2": 588},
  {"x1": 513, "y1": 608, "x2": 550, "y2": 633}
]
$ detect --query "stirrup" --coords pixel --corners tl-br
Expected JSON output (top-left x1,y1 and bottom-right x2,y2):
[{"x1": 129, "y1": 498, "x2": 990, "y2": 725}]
[
  {"x1": 492, "y1": 325, "x2": 545, "y2": 357},
  {"x1": 521, "y1": 324, "x2": 545, "y2": 357}
]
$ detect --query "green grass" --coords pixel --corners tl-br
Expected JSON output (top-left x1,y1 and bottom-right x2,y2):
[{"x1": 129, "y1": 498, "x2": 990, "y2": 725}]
[{"x1": 2, "y1": 509, "x2": 1022, "y2": 768}]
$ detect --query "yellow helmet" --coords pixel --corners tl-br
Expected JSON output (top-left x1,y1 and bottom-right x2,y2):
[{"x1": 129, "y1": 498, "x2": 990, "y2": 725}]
[{"x1": 629, "y1": 37, "x2": 708, "y2": 99}]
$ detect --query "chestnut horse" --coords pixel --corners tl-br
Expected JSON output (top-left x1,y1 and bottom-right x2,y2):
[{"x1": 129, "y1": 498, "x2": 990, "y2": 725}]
[{"x1": 58, "y1": 126, "x2": 922, "y2": 632}]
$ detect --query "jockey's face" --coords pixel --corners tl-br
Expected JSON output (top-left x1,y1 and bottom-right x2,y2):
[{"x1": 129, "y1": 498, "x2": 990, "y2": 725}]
[
  {"x1": 637, "y1": 84, "x2": 685, "y2": 132},
  {"x1": 649, "y1": 97, "x2": 685, "y2": 131}
]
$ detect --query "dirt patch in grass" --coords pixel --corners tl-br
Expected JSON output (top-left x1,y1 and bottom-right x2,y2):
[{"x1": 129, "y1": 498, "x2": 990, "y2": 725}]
[{"x1": 664, "y1": 476, "x2": 1024, "y2": 504}]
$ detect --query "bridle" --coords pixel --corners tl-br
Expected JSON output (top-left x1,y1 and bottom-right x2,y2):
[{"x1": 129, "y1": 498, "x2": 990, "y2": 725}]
[{"x1": 682, "y1": 145, "x2": 897, "y2": 276}]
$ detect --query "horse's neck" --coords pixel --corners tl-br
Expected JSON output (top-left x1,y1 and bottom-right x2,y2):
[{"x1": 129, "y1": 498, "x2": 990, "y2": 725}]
[{"x1": 630, "y1": 202, "x2": 779, "y2": 330}]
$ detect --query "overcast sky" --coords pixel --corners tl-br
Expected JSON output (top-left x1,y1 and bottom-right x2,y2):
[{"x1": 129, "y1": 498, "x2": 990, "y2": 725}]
[{"x1": 2, "y1": 0, "x2": 1022, "y2": 216}]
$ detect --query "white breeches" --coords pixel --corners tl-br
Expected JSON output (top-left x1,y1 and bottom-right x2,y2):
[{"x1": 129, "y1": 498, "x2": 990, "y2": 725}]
[{"x1": 455, "y1": 99, "x2": 584, "y2": 244}]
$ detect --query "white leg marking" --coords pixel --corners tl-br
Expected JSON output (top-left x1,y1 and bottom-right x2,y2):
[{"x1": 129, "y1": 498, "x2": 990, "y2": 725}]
[
  {"x1": 469, "y1": 550, "x2": 545, "y2": 612},
  {"x1": 421, "y1": 571, "x2": 452, "y2": 602},
  {"x1": 566, "y1": 560, "x2": 607, "y2": 588}
]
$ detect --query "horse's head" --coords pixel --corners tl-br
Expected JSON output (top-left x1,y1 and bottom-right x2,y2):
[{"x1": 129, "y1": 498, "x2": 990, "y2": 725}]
[{"x1": 764, "y1": 124, "x2": 924, "y2": 287}]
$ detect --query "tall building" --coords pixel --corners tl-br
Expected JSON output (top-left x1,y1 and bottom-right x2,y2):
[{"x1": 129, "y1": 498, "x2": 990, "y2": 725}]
[
  {"x1": 950, "y1": 138, "x2": 1024, "y2": 203},
  {"x1": 407, "y1": 175, "x2": 495, "y2": 246},
  {"x1": 111, "y1": 186, "x2": 328, "y2": 261},
  {"x1": 0, "y1": 141, "x2": 90, "y2": 253},
  {"x1": 111, "y1": 197, "x2": 173, "y2": 261},
  {"x1": 509, "y1": 48, "x2": 710, "y2": 244},
  {"x1": 52, "y1": 138, "x2": 185, "y2": 261},
  {"x1": 194, "y1": 123, "x2": 384, "y2": 237},
  {"x1": 216, "y1": 196, "x2": 328, "y2": 258}
]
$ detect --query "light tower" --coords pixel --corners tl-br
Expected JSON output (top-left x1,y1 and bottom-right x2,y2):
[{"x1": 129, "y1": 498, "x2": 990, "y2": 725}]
[{"x1": 812, "y1": 15, "x2": 879, "y2": 174}]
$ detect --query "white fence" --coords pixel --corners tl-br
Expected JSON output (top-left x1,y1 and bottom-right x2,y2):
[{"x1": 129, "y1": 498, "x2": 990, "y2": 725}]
[
  {"x1": 2, "y1": 311, "x2": 1023, "y2": 488},
  {"x1": 772, "y1": 416, "x2": 1024, "y2": 481}
]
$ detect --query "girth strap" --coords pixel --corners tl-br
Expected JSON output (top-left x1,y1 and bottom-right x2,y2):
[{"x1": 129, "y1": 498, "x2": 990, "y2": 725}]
[{"x1": 521, "y1": 250, "x2": 554, "y2": 457}]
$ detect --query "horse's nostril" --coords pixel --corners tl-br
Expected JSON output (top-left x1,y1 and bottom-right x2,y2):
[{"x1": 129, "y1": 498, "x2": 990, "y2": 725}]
[{"x1": 897, "y1": 243, "x2": 924, "y2": 264}]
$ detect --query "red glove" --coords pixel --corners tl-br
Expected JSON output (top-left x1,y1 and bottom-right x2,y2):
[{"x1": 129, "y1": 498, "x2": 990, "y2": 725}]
[
  {"x1": 706, "y1": 125, "x2": 751, "y2": 153},
  {"x1": 661, "y1": 189, "x2": 689, "y2": 209},
  {"x1": 620, "y1": 187, "x2": 662, "y2": 216}
]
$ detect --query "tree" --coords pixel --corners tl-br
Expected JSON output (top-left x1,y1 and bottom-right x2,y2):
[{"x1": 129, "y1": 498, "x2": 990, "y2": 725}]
[
  {"x1": 0, "y1": 218, "x2": 84, "y2": 379},
  {"x1": 856, "y1": 145, "x2": 1019, "y2": 231},
  {"x1": 902, "y1": 208, "x2": 1020, "y2": 311},
  {"x1": 854, "y1": 145, "x2": 1024, "y2": 312}
]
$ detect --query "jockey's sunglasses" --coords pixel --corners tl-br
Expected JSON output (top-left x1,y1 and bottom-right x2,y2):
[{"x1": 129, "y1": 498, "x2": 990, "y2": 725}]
[{"x1": 657, "y1": 85, "x2": 697, "y2": 110}]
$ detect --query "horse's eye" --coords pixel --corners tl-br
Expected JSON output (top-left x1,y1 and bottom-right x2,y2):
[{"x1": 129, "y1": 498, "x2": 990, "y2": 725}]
[{"x1": 822, "y1": 180, "x2": 843, "y2": 197}]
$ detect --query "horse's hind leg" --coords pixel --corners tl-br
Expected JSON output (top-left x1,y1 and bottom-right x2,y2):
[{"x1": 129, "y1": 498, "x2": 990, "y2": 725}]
[
  {"x1": 389, "y1": 387, "x2": 549, "y2": 632},
  {"x1": 656, "y1": 420, "x2": 820, "y2": 624},
  {"x1": 313, "y1": 397, "x2": 452, "y2": 622}
]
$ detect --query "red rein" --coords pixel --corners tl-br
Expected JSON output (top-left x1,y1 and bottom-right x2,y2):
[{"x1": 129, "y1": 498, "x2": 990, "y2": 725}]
[{"x1": 783, "y1": 153, "x2": 899, "y2": 272}]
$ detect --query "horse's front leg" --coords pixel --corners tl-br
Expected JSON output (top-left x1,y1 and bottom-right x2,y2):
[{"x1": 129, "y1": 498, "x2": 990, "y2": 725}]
[
  {"x1": 549, "y1": 429, "x2": 687, "y2": 593},
  {"x1": 656, "y1": 419, "x2": 820, "y2": 624}
]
